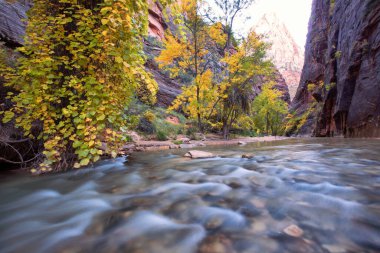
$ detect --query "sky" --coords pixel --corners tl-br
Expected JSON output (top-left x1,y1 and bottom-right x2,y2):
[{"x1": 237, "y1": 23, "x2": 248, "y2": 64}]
[{"x1": 207, "y1": 0, "x2": 313, "y2": 49}]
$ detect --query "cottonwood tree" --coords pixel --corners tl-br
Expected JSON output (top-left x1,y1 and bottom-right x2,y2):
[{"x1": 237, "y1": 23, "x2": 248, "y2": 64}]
[
  {"x1": 252, "y1": 82, "x2": 289, "y2": 136},
  {"x1": 208, "y1": 31, "x2": 273, "y2": 138},
  {"x1": 157, "y1": 0, "x2": 225, "y2": 131}
]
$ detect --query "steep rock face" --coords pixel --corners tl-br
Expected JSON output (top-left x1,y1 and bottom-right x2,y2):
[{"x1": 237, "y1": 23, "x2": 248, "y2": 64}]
[
  {"x1": 253, "y1": 13, "x2": 304, "y2": 100},
  {"x1": 147, "y1": 0, "x2": 167, "y2": 40},
  {"x1": 292, "y1": 0, "x2": 380, "y2": 137},
  {"x1": 144, "y1": 41, "x2": 182, "y2": 107},
  {"x1": 255, "y1": 69, "x2": 291, "y2": 104},
  {"x1": 0, "y1": 0, "x2": 30, "y2": 47}
]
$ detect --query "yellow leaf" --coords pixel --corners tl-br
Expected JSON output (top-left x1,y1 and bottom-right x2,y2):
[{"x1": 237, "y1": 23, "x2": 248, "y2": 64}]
[{"x1": 115, "y1": 56, "x2": 123, "y2": 63}]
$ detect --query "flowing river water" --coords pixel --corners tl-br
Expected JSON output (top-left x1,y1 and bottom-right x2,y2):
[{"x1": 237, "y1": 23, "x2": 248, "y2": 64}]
[{"x1": 0, "y1": 138, "x2": 380, "y2": 253}]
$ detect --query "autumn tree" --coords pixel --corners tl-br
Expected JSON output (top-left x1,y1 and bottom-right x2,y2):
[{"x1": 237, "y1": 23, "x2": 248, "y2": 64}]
[
  {"x1": 206, "y1": 0, "x2": 254, "y2": 51},
  {"x1": 209, "y1": 31, "x2": 273, "y2": 138},
  {"x1": 252, "y1": 82, "x2": 288, "y2": 136},
  {"x1": 157, "y1": 0, "x2": 225, "y2": 131},
  {"x1": 1, "y1": 0, "x2": 168, "y2": 173}
]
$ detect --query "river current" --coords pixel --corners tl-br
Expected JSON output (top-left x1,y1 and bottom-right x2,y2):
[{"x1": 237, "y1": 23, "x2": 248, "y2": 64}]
[{"x1": 0, "y1": 138, "x2": 380, "y2": 253}]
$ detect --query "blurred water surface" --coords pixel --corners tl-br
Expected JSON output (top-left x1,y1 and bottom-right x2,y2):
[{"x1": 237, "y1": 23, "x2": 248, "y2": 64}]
[{"x1": 0, "y1": 138, "x2": 380, "y2": 253}]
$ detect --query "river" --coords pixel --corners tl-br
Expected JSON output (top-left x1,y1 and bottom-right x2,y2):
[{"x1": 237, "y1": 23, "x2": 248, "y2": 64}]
[{"x1": 0, "y1": 138, "x2": 379, "y2": 253}]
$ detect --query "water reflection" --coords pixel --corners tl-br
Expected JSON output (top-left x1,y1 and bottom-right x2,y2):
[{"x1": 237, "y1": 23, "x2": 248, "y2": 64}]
[{"x1": 0, "y1": 138, "x2": 379, "y2": 253}]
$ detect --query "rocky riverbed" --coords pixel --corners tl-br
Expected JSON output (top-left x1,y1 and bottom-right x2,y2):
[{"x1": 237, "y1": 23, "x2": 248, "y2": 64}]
[{"x1": 0, "y1": 138, "x2": 380, "y2": 253}]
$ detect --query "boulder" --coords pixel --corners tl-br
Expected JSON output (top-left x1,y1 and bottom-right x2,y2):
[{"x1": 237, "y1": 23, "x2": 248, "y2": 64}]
[
  {"x1": 169, "y1": 144, "x2": 180, "y2": 149},
  {"x1": 184, "y1": 150, "x2": 216, "y2": 159},
  {"x1": 178, "y1": 137, "x2": 191, "y2": 143}
]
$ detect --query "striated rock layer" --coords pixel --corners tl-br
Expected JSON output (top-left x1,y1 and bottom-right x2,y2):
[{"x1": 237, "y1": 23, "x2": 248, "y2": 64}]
[
  {"x1": 148, "y1": 0, "x2": 167, "y2": 40},
  {"x1": 253, "y1": 13, "x2": 304, "y2": 100},
  {"x1": 292, "y1": 0, "x2": 380, "y2": 137}
]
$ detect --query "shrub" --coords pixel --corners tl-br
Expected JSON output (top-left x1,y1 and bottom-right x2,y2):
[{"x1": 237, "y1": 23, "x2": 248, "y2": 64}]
[
  {"x1": 138, "y1": 117, "x2": 155, "y2": 134},
  {"x1": 185, "y1": 125, "x2": 198, "y2": 140},
  {"x1": 143, "y1": 110, "x2": 156, "y2": 123},
  {"x1": 156, "y1": 130, "x2": 168, "y2": 141},
  {"x1": 153, "y1": 118, "x2": 183, "y2": 140}
]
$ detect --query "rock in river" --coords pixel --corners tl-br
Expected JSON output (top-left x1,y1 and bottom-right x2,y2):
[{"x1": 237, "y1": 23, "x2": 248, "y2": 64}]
[
  {"x1": 184, "y1": 150, "x2": 216, "y2": 159},
  {"x1": 283, "y1": 224, "x2": 304, "y2": 237}
]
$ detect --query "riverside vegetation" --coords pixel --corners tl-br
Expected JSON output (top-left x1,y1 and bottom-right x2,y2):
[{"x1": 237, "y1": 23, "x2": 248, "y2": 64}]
[{"x1": 0, "y1": 0, "x2": 290, "y2": 173}]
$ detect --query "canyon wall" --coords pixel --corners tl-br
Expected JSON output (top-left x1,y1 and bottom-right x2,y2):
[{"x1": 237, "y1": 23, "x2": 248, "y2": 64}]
[
  {"x1": 291, "y1": 0, "x2": 380, "y2": 137},
  {"x1": 147, "y1": 0, "x2": 166, "y2": 40},
  {"x1": 253, "y1": 13, "x2": 304, "y2": 100},
  {"x1": 0, "y1": 0, "x2": 30, "y2": 47}
]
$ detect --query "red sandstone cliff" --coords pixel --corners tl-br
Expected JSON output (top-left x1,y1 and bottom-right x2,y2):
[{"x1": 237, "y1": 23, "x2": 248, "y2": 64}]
[{"x1": 291, "y1": 0, "x2": 380, "y2": 137}]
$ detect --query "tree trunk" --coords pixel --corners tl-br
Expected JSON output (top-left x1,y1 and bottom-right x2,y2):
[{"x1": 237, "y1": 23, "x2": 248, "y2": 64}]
[
  {"x1": 222, "y1": 122, "x2": 229, "y2": 139},
  {"x1": 197, "y1": 110, "x2": 202, "y2": 133}
]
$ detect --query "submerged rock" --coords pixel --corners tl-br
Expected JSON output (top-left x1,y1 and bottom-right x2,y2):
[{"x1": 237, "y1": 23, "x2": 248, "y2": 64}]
[
  {"x1": 184, "y1": 150, "x2": 216, "y2": 159},
  {"x1": 198, "y1": 234, "x2": 236, "y2": 253},
  {"x1": 283, "y1": 224, "x2": 304, "y2": 237}
]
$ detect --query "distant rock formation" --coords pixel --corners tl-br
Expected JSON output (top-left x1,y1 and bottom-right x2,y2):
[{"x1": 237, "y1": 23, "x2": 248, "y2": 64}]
[
  {"x1": 291, "y1": 0, "x2": 380, "y2": 137},
  {"x1": 253, "y1": 12, "x2": 304, "y2": 100}
]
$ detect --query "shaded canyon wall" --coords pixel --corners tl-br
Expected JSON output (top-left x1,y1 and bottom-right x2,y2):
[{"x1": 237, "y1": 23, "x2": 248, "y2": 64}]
[{"x1": 291, "y1": 0, "x2": 380, "y2": 137}]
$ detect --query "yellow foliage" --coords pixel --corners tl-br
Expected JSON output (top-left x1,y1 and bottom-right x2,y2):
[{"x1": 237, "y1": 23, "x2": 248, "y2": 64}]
[
  {"x1": 1, "y1": 0, "x2": 169, "y2": 172},
  {"x1": 209, "y1": 23, "x2": 227, "y2": 47}
]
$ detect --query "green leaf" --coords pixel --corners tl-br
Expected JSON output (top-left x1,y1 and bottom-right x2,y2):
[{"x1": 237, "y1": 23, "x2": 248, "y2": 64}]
[
  {"x1": 2, "y1": 111, "x2": 15, "y2": 123},
  {"x1": 80, "y1": 158, "x2": 90, "y2": 166},
  {"x1": 97, "y1": 114, "x2": 105, "y2": 121}
]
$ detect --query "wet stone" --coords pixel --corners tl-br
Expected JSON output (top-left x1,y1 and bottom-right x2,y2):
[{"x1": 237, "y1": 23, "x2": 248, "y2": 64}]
[
  {"x1": 184, "y1": 150, "x2": 216, "y2": 159},
  {"x1": 250, "y1": 198, "x2": 266, "y2": 209},
  {"x1": 239, "y1": 203, "x2": 262, "y2": 217},
  {"x1": 283, "y1": 224, "x2": 304, "y2": 237},
  {"x1": 322, "y1": 244, "x2": 346, "y2": 253},
  {"x1": 198, "y1": 234, "x2": 236, "y2": 253},
  {"x1": 205, "y1": 217, "x2": 224, "y2": 230},
  {"x1": 250, "y1": 220, "x2": 267, "y2": 233}
]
